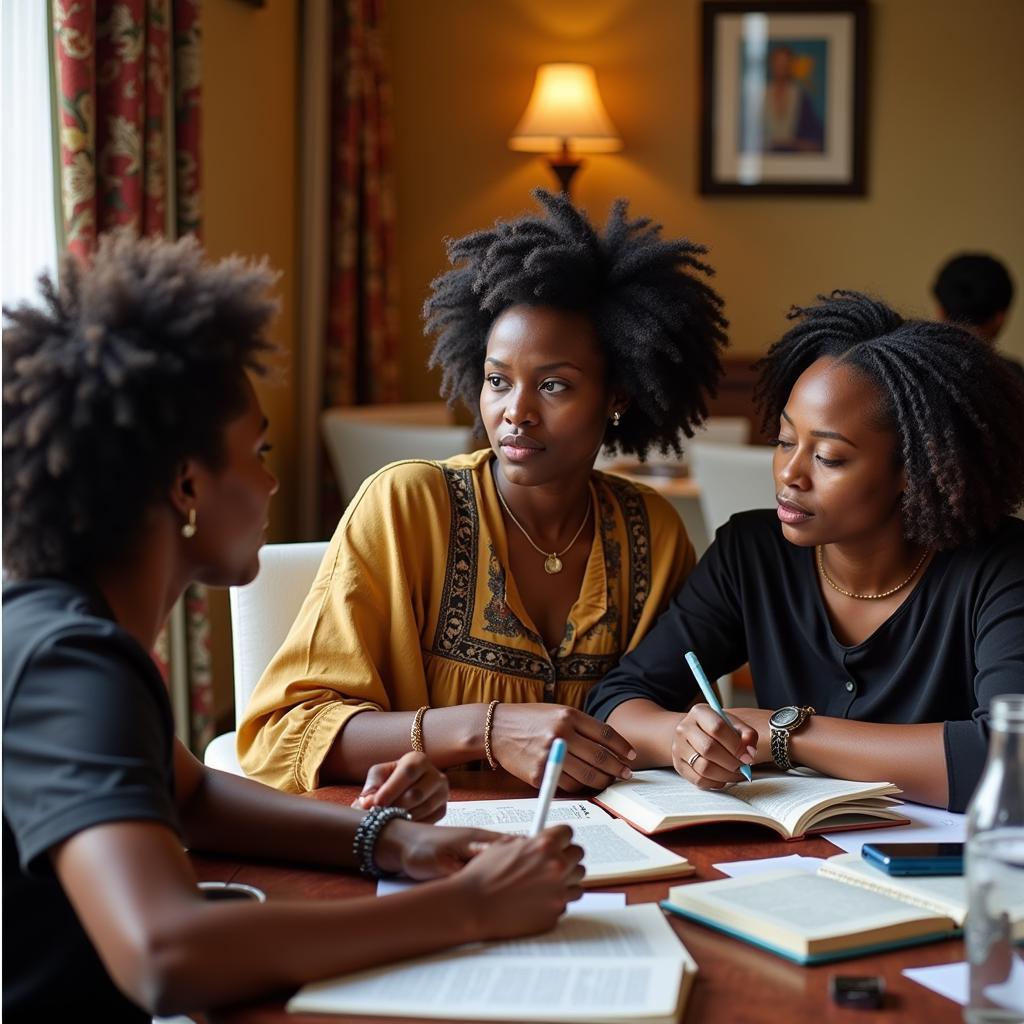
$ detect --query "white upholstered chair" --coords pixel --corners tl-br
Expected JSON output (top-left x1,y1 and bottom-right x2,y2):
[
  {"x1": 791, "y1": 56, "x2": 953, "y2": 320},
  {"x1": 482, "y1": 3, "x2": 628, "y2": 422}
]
[
  {"x1": 688, "y1": 442, "x2": 777, "y2": 536},
  {"x1": 321, "y1": 404, "x2": 476, "y2": 505},
  {"x1": 202, "y1": 541, "x2": 329, "y2": 775}
]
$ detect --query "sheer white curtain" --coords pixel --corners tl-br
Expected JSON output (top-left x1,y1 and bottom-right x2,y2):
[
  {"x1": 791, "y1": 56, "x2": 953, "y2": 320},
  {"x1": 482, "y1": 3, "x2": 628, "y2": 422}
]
[{"x1": 2, "y1": 1, "x2": 58, "y2": 309}]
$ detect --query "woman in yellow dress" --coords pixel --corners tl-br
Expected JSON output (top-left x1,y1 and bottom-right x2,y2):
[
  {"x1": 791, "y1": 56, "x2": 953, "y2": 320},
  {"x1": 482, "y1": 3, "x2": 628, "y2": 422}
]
[{"x1": 239, "y1": 190, "x2": 729, "y2": 796}]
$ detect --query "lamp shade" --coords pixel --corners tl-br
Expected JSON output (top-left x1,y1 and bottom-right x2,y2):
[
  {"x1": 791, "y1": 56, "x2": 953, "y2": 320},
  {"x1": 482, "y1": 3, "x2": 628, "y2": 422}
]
[{"x1": 509, "y1": 63, "x2": 622, "y2": 154}]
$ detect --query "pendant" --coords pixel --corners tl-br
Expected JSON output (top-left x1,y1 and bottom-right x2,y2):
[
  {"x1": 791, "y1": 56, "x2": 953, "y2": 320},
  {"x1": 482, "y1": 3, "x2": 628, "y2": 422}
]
[{"x1": 544, "y1": 554, "x2": 563, "y2": 574}]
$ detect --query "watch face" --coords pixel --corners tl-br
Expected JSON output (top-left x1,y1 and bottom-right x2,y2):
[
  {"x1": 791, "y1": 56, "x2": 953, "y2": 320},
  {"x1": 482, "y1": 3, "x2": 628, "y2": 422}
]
[{"x1": 770, "y1": 706, "x2": 801, "y2": 729}]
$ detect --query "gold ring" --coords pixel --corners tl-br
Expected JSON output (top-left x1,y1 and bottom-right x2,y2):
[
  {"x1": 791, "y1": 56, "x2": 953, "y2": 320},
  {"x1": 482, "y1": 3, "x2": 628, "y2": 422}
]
[{"x1": 687, "y1": 750, "x2": 700, "y2": 769}]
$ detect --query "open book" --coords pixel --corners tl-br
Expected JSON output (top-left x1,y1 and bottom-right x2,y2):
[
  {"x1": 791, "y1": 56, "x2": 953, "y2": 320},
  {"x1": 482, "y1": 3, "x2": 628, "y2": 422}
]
[
  {"x1": 661, "y1": 851, "x2": 1000, "y2": 964},
  {"x1": 287, "y1": 904, "x2": 697, "y2": 1023},
  {"x1": 595, "y1": 768, "x2": 908, "y2": 840},
  {"x1": 437, "y1": 799, "x2": 694, "y2": 886}
]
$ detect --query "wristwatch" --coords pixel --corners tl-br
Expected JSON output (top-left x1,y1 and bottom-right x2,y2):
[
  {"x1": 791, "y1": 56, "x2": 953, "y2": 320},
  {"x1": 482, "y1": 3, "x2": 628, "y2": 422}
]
[{"x1": 769, "y1": 705, "x2": 815, "y2": 771}]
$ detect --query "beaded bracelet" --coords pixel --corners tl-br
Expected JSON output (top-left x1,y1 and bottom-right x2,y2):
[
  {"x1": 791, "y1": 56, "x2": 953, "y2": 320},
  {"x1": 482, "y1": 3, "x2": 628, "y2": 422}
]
[
  {"x1": 483, "y1": 699, "x2": 500, "y2": 770},
  {"x1": 352, "y1": 806, "x2": 412, "y2": 879},
  {"x1": 410, "y1": 705, "x2": 428, "y2": 753}
]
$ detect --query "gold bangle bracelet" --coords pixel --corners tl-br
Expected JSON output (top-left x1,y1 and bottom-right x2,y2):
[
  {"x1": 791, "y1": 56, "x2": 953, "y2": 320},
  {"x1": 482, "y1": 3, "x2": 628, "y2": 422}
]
[
  {"x1": 483, "y1": 699, "x2": 500, "y2": 770},
  {"x1": 410, "y1": 705, "x2": 428, "y2": 754}
]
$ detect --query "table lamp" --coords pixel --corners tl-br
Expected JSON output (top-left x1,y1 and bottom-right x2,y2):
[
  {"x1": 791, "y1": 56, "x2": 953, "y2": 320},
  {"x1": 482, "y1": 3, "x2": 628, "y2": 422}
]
[{"x1": 509, "y1": 63, "x2": 622, "y2": 196}]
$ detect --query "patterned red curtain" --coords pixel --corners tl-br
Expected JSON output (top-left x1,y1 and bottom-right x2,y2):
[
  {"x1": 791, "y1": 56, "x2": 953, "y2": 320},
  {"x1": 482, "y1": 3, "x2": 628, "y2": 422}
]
[
  {"x1": 320, "y1": 0, "x2": 401, "y2": 529},
  {"x1": 325, "y1": 0, "x2": 401, "y2": 408},
  {"x1": 52, "y1": 0, "x2": 214, "y2": 752}
]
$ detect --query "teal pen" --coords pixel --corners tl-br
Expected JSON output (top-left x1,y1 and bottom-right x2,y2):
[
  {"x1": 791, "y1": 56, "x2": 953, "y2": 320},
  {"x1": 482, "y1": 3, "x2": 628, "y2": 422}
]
[{"x1": 684, "y1": 650, "x2": 753, "y2": 782}]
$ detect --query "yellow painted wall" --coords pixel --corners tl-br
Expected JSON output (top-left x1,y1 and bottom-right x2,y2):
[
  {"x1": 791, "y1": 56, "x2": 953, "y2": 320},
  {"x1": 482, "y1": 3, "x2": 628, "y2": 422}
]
[
  {"x1": 195, "y1": 0, "x2": 1021, "y2": 731},
  {"x1": 201, "y1": 0, "x2": 298, "y2": 726},
  {"x1": 390, "y1": 0, "x2": 1024, "y2": 401}
]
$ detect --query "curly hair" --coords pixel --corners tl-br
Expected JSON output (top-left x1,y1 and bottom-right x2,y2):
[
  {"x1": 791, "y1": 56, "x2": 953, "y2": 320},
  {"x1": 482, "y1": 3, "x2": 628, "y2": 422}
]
[
  {"x1": 754, "y1": 290, "x2": 1024, "y2": 549},
  {"x1": 423, "y1": 189, "x2": 728, "y2": 458},
  {"x1": 3, "y1": 231, "x2": 278, "y2": 580}
]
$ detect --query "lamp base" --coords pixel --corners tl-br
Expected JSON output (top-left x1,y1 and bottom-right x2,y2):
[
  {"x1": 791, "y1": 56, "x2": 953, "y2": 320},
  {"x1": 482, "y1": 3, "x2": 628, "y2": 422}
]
[{"x1": 546, "y1": 154, "x2": 583, "y2": 196}]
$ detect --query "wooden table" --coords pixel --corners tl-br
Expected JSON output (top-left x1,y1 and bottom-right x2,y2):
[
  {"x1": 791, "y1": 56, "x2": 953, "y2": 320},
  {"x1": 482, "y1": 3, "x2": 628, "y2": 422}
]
[{"x1": 197, "y1": 772, "x2": 964, "y2": 1024}]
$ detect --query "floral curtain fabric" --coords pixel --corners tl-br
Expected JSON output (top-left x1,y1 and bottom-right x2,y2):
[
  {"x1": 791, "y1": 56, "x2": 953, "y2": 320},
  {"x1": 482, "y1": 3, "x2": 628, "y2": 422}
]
[
  {"x1": 52, "y1": 0, "x2": 214, "y2": 752},
  {"x1": 325, "y1": 0, "x2": 400, "y2": 409},
  {"x1": 320, "y1": 0, "x2": 401, "y2": 529}
]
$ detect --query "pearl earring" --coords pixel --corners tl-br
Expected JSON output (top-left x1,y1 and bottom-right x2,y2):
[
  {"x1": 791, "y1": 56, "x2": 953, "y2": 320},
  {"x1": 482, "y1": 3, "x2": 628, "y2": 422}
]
[
  {"x1": 611, "y1": 411, "x2": 621, "y2": 427},
  {"x1": 181, "y1": 508, "x2": 197, "y2": 539}
]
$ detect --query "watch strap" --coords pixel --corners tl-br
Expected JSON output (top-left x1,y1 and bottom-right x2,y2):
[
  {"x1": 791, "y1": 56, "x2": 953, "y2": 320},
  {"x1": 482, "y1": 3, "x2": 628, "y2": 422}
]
[
  {"x1": 770, "y1": 705, "x2": 814, "y2": 771},
  {"x1": 770, "y1": 725, "x2": 795, "y2": 771}
]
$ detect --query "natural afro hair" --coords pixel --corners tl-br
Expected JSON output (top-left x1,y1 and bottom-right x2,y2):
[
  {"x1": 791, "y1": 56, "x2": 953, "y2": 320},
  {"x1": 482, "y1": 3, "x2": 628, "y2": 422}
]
[
  {"x1": 754, "y1": 290, "x2": 1024, "y2": 549},
  {"x1": 423, "y1": 189, "x2": 728, "y2": 458},
  {"x1": 3, "y1": 230, "x2": 278, "y2": 581}
]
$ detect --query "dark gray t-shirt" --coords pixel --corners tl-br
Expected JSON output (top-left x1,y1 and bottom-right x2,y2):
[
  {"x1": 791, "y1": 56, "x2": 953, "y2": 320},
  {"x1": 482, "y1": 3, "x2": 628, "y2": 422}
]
[
  {"x1": 2, "y1": 578, "x2": 181, "y2": 1022},
  {"x1": 586, "y1": 511, "x2": 1024, "y2": 812}
]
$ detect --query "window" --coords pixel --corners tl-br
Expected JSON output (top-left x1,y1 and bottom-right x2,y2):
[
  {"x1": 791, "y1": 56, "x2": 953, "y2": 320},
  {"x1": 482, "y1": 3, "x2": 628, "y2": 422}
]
[{"x1": 2, "y1": 1, "x2": 58, "y2": 309}]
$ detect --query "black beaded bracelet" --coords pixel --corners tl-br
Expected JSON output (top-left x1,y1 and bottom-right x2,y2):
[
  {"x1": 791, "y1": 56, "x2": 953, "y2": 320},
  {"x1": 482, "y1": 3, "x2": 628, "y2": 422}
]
[{"x1": 352, "y1": 806, "x2": 412, "y2": 879}]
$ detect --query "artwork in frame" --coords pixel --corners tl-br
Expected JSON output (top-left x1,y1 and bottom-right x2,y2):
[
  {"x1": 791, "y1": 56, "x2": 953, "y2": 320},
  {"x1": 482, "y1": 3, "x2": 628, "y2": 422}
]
[{"x1": 700, "y1": 1, "x2": 868, "y2": 195}]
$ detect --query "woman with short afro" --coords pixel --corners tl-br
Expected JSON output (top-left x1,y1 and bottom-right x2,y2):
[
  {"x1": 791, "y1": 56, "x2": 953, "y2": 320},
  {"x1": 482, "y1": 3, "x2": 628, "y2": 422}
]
[
  {"x1": 240, "y1": 190, "x2": 729, "y2": 795},
  {"x1": 587, "y1": 290, "x2": 1024, "y2": 812},
  {"x1": 2, "y1": 232, "x2": 584, "y2": 1021}
]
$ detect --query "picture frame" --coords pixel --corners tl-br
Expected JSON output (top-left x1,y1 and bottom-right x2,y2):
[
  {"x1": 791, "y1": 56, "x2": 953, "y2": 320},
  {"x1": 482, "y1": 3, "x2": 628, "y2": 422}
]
[{"x1": 700, "y1": 1, "x2": 868, "y2": 195}]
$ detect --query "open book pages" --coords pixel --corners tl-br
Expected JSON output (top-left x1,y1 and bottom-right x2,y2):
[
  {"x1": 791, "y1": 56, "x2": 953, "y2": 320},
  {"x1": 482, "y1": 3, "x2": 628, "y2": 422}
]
[
  {"x1": 819, "y1": 853, "x2": 1024, "y2": 938},
  {"x1": 286, "y1": 904, "x2": 697, "y2": 1023},
  {"x1": 663, "y1": 864, "x2": 958, "y2": 965},
  {"x1": 819, "y1": 853, "x2": 968, "y2": 925},
  {"x1": 595, "y1": 768, "x2": 906, "y2": 839},
  {"x1": 437, "y1": 799, "x2": 694, "y2": 886}
]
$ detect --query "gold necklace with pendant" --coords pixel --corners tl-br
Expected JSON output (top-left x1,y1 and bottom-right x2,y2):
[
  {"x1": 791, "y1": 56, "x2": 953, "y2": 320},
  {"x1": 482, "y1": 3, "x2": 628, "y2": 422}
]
[{"x1": 495, "y1": 480, "x2": 592, "y2": 574}]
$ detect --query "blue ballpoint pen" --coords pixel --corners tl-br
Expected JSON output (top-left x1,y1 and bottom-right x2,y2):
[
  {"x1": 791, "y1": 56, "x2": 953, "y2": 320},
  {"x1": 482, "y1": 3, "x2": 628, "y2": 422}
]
[{"x1": 684, "y1": 650, "x2": 753, "y2": 782}]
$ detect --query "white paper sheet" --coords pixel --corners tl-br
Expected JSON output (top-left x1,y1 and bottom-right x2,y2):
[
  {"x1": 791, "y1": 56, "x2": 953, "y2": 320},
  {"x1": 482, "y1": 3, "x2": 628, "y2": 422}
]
[
  {"x1": 902, "y1": 956, "x2": 1024, "y2": 1012},
  {"x1": 822, "y1": 800, "x2": 965, "y2": 854},
  {"x1": 377, "y1": 878, "x2": 626, "y2": 915},
  {"x1": 713, "y1": 853, "x2": 826, "y2": 877},
  {"x1": 903, "y1": 962, "x2": 968, "y2": 1005}
]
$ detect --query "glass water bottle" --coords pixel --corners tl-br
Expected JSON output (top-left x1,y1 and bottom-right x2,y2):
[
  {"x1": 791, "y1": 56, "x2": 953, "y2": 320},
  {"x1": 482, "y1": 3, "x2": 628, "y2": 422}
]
[{"x1": 964, "y1": 694, "x2": 1024, "y2": 1023}]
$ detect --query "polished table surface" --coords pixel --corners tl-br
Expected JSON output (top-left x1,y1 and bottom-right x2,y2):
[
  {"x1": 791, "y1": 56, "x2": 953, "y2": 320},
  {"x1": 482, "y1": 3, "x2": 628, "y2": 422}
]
[{"x1": 194, "y1": 771, "x2": 964, "y2": 1024}]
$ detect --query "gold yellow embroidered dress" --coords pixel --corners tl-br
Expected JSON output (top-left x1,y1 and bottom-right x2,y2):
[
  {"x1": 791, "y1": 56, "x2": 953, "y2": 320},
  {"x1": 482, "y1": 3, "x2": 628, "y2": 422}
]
[{"x1": 238, "y1": 449, "x2": 695, "y2": 792}]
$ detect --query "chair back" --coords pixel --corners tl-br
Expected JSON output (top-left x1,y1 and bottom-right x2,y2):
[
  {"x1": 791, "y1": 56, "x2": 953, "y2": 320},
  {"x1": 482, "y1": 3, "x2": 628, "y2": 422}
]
[
  {"x1": 206, "y1": 541, "x2": 328, "y2": 774},
  {"x1": 321, "y1": 406, "x2": 475, "y2": 505},
  {"x1": 689, "y1": 442, "x2": 777, "y2": 535},
  {"x1": 229, "y1": 541, "x2": 329, "y2": 717}
]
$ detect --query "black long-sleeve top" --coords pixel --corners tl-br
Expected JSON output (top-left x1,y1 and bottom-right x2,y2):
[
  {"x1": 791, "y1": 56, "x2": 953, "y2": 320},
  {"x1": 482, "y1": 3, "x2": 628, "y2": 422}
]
[{"x1": 586, "y1": 511, "x2": 1024, "y2": 812}]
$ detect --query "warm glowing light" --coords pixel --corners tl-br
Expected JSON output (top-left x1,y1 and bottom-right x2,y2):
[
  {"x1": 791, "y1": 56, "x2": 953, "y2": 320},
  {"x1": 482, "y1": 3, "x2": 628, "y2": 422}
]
[{"x1": 509, "y1": 63, "x2": 622, "y2": 154}]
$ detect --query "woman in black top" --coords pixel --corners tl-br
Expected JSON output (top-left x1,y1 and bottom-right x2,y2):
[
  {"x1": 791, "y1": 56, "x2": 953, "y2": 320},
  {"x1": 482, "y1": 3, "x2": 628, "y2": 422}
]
[
  {"x1": 2, "y1": 233, "x2": 582, "y2": 1022},
  {"x1": 586, "y1": 291, "x2": 1024, "y2": 812}
]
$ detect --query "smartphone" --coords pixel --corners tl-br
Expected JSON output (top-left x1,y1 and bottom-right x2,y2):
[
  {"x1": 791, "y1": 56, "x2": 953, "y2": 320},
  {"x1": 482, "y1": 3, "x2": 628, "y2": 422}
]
[{"x1": 861, "y1": 842, "x2": 964, "y2": 876}]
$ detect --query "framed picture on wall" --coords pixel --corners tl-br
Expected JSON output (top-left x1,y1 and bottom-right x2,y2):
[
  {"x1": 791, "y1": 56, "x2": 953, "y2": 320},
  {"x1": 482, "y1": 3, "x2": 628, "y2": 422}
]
[{"x1": 700, "y1": 1, "x2": 868, "y2": 195}]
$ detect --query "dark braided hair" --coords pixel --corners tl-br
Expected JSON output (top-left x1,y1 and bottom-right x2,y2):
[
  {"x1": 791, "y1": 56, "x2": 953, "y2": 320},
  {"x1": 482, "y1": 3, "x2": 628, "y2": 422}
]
[
  {"x1": 754, "y1": 290, "x2": 1024, "y2": 549},
  {"x1": 423, "y1": 189, "x2": 728, "y2": 458},
  {"x1": 3, "y1": 231, "x2": 278, "y2": 581}
]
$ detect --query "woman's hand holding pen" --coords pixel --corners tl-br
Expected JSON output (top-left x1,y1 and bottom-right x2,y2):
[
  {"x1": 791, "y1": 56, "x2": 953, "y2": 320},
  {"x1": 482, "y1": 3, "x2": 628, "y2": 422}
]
[
  {"x1": 453, "y1": 827, "x2": 585, "y2": 940},
  {"x1": 373, "y1": 818, "x2": 497, "y2": 879},
  {"x1": 353, "y1": 751, "x2": 449, "y2": 822},
  {"x1": 375, "y1": 822, "x2": 585, "y2": 939},
  {"x1": 673, "y1": 704, "x2": 759, "y2": 789},
  {"x1": 490, "y1": 704, "x2": 636, "y2": 792}
]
